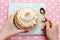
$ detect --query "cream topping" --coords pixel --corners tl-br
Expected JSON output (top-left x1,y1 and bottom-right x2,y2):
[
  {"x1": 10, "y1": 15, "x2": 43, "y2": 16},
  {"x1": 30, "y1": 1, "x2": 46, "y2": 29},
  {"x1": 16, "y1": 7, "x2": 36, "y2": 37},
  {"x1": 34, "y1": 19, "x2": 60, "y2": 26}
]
[{"x1": 17, "y1": 8, "x2": 38, "y2": 27}]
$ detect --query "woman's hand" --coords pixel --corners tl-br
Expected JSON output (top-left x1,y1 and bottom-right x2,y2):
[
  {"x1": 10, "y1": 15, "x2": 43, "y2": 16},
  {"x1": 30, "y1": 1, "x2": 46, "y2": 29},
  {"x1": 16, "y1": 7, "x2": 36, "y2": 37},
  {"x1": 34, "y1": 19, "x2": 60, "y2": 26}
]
[
  {"x1": 0, "y1": 13, "x2": 26, "y2": 40},
  {"x1": 41, "y1": 20, "x2": 58, "y2": 40}
]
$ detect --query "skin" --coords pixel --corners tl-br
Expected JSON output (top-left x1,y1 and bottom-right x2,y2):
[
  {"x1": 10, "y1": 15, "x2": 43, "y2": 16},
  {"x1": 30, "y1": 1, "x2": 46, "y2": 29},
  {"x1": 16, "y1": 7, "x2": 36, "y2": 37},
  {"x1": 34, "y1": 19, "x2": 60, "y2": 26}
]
[
  {"x1": 41, "y1": 20, "x2": 58, "y2": 40},
  {"x1": 0, "y1": 13, "x2": 58, "y2": 40},
  {"x1": 0, "y1": 13, "x2": 25, "y2": 40}
]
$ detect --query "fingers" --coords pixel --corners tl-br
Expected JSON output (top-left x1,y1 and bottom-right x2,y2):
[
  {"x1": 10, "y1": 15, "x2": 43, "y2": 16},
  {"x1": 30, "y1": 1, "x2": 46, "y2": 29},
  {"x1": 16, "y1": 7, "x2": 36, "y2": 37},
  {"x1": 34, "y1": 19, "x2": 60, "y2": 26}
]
[
  {"x1": 17, "y1": 30, "x2": 25, "y2": 33},
  {"x1": 16, "y1": 30, "x2": 29, "y2": 33},
  {"x1": 41, "y1": 21, "x2": 50, "y2": 33},
  {"x1": 49, "y1": 20, "x2": 57, "y2": 30},
  {"x1": 49, "y1": 20, "x2": 57, "y2": 27},
  {"x1": 41, "y1": 24, "x2": 46, "y2": 32},
  {"x1": 46, "y1": 21, "x2": 50, "y2": 30},
  {"x1": 41, "y1": 21, "x2": 50, "y2": 32},
  {"x1": 42, "y1": 18, "x2": 56, "y2": 30},
  {"x1": 11, "y1": 30, "x2": 29, "y2": 35},
  {"x1": 42, "y1": 18, "x2": 48, "y2": 23},
  {"x1": 41, "y1": 18, "x2": 49, "y2": 32},
  {"x1": 42, "y1": 18, "x2": 57, "y2": 33}
]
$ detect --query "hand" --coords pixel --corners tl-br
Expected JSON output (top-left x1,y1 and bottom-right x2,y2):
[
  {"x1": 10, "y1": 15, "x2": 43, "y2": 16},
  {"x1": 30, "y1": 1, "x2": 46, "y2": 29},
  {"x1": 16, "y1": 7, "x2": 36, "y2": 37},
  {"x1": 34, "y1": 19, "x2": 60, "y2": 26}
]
[
  {"x1": 0, "y1": 13, "x2": 27, "y2": 40},
  {"x1": 41, "y1": 20, "x2": 58, "y2": 40}
]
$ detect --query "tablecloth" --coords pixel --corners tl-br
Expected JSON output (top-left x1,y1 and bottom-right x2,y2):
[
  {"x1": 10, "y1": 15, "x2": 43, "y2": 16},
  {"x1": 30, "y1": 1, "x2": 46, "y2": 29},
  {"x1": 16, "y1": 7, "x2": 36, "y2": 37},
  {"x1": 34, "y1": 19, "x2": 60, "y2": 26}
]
[{"x1": 0, "y1": 0, "x2": 60, "y2": 40}]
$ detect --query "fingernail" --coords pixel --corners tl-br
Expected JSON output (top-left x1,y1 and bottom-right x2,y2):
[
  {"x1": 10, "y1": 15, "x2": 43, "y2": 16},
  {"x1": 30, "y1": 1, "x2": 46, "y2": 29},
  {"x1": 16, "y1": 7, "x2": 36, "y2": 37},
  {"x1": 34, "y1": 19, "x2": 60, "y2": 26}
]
[
  {"x1": 24, "y1": 30, "x2": 29, "y2": 33},
  {"x1": 45, "y1": 18, "x2": 48, "y2": 22},
  {"x1": 42, "y1": 18, "x2": 49, "y2": 23}
]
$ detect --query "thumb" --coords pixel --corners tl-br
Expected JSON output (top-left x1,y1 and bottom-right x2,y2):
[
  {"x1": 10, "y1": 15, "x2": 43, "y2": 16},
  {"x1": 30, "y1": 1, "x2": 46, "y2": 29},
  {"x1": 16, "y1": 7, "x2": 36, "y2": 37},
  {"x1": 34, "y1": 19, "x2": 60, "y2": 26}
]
[
  {"x1": 16, "y1": 30, "x2": 25, "y2": 33},
  {"x1": 14, "y1": 30, "x2": 29, "y2": 34},
  {"x1": 10, "y1": 30, "x2": 25, "y2": 36},
  {"x1": 46, "y1": 21, "x2": 50, "y2": 31},
  {"x1": 41, "y1": 24, "x2": 46, "y2": 32}
]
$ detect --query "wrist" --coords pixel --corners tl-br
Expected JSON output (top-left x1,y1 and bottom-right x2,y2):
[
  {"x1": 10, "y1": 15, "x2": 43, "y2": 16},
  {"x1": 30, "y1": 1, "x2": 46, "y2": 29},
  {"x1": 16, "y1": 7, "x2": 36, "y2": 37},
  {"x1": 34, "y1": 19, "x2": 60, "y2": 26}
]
[{"x1": 0, "y1": 32, "x2": 7, "y2": 40}]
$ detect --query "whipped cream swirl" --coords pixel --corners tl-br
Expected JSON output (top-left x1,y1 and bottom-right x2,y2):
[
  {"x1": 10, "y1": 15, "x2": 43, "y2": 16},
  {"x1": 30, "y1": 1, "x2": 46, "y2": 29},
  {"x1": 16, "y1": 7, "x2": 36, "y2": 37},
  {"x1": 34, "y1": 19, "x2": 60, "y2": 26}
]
[{"x1": 17, "y1": 8, "x2": 38, "y2": 27}]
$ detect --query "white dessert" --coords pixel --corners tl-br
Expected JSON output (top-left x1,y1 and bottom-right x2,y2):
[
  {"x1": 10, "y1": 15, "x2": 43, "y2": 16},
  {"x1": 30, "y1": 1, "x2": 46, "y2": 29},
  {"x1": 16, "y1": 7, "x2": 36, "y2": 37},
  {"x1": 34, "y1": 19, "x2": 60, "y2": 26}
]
[{"x1": 17, "y1": 7, "x2": 38, "y2": 27}]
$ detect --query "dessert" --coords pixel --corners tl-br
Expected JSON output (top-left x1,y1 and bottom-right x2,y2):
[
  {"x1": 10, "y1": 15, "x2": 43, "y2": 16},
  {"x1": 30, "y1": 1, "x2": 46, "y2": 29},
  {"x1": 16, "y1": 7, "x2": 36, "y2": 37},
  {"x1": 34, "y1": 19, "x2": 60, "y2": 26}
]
[{"x1": 14, "y1": 7, "x2": 39, "y2": 30}]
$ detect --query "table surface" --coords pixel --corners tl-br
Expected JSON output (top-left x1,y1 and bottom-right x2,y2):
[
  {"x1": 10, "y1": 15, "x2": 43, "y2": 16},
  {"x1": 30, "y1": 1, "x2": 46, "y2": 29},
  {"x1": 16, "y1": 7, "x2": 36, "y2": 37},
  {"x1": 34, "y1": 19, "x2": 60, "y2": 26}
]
[{"x1": 0, "y1": 0, "x2": 60, "y2": 40}]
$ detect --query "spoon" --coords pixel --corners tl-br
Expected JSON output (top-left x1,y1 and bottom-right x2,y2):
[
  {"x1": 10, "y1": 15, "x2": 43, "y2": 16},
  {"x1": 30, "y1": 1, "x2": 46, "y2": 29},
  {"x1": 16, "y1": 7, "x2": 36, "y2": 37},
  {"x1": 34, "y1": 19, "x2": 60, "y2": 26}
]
[
  {"x1": 40, "y1": 8, "x2": 45, "y2": 16},
  {"x1": 40, "y1": 7, "x2": 48, "y2": 22},
  {"x1": 40, "y1": 8, "x2": 49, "y2": 32}
]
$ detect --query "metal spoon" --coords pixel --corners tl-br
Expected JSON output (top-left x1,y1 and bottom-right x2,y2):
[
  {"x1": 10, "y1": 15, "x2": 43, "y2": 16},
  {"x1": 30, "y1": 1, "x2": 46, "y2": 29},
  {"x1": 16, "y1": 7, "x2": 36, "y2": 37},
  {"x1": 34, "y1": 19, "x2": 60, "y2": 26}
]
[
  {"x1": 40, "y1": 8, "x2": 47, "y2": 32},
  {"x1": 40, "y1": 7, "x2": 48, "y2": 22}
]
